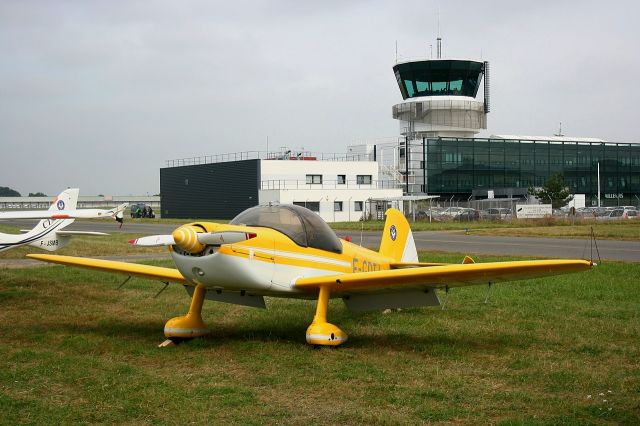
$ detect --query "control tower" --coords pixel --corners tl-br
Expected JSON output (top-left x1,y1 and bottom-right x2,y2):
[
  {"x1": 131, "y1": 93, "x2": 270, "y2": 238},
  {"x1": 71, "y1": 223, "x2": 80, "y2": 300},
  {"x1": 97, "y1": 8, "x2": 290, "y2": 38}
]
[
  {"x1": 390, "y1": 41, "x2": 490, "y2": 194},
  {"x1": 392, "y1": 49, "x2": 489, "y2": 138}
]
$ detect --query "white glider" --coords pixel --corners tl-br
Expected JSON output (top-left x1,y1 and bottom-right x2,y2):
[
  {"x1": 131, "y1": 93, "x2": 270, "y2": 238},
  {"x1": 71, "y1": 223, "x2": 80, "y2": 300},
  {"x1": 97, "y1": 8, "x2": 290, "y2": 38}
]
[{"x1": 0, "y1": 188, "x2": 126, "y2": 252}]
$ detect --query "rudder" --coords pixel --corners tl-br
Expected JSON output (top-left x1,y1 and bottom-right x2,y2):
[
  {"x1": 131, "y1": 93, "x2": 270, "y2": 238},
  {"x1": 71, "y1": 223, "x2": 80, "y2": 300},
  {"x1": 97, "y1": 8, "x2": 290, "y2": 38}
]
[
  {"x1": 378, "y1": 208, "x2": 418, "y2": 262},
  {"x1": 48, "y1": 188, "x2": 79, "y2": 211},
  {"x1": 30, "y1": 188, "x2": 79, "y2": 241}
]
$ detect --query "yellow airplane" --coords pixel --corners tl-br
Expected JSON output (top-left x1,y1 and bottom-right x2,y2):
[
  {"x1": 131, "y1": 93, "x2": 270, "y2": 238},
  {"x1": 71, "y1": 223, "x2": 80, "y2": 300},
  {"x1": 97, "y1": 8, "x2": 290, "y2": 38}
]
[{"x1": 28, "y1": 205, "x2": 592, "y2": 347}]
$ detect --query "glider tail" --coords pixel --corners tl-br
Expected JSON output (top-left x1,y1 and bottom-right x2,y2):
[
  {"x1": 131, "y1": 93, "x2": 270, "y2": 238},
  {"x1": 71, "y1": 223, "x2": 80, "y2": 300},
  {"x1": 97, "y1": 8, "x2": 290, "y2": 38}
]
[
  {"x1": 48, "y1": 188, "x2": 79, "y2": 211},
  {"x1": 378, "y1": 208, "x2": 418, "y2": 262},
  {"x1": 29, "y1": 188, "x2": 79, "y2": 248},
  {"x1": 28, "y1": 234, "x2": 71, "y2": 251}
]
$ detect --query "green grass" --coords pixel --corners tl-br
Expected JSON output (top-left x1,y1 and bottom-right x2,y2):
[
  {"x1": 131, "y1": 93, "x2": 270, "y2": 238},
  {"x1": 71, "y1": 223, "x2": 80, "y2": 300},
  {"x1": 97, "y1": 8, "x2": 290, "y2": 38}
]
[{"x1": 1, "y1": 253, "x2": 638, "y2": 424}]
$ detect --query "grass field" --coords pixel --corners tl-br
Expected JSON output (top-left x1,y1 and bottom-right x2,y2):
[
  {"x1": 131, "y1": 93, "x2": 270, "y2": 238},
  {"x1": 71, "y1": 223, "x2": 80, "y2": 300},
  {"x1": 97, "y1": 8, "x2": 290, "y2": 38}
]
[{"x1": 1, "y1": 252, "x2": 638, "y2": 424}]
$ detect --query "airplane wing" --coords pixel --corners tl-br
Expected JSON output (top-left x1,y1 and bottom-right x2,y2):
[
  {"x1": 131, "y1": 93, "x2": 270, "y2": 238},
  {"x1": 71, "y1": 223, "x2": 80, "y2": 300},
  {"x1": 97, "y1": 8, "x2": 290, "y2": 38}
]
[
  {"x1": 0, "y1": 204, "x2": 127, "y2": 221},
  {"x1": 26, "y1": 254, "x2": 188, "y2": 284},
  {"x1": 56, "y1": 231, "x2": 109, "y2": 236},
  {"x1": 295, "y1": 259, "x2": 592, "y2": 292},
  {"x1": 0, "y1": 211, "x2": 64, "y2": 219}
]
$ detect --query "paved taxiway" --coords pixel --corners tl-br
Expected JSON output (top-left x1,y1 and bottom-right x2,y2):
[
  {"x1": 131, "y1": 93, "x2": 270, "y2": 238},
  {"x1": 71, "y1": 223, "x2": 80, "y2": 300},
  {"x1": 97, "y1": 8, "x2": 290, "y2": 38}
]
[{"x1": 2, "y1": 219, "x2": 638, "y2": 262}]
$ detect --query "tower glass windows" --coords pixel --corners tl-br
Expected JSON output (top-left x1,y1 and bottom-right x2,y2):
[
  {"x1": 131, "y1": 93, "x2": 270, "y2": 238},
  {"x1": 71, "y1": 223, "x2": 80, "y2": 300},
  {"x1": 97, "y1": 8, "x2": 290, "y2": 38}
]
[
  {"x1": 420, "y1": 138, "x2": 640, "y2": 206},
  {"x1": 393, "y1": 60, "x2": 484, "y2": 99}
]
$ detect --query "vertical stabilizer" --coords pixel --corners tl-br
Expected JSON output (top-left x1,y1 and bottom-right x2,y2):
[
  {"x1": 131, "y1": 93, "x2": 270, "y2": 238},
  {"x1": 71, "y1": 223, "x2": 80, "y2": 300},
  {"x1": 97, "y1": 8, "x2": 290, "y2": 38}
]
[
  {"x1": 48, "y1": 188, "x2": 79, "y2": 211},
  {"x1": 28, "y1": 188, "x2": 79, "y2": 248},
  {"x1": 378, "y1": 208, "x2": 418, "y2": 262}
]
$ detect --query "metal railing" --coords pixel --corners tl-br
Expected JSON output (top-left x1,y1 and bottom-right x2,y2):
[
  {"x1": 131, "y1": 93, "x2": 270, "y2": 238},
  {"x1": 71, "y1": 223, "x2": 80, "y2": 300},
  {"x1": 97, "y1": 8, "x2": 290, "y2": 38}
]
[{"x1": 165, "y1": 151, "x2": 377, "y2": 168}]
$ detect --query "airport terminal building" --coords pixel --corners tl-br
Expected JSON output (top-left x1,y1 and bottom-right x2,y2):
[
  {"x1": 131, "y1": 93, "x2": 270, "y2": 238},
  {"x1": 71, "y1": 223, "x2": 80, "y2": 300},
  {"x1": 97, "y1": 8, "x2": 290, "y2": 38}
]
[
  {"x1": 160, "y1": 153, "x2": 402, "y2": 221},
  {"x1": 384, "y1": 47, "x2": 640, "y2": 207},
  {"x1": 161, "y1": 43, "x2": 640, "y2": 218},
  {"x1": 396, "y1": 136, "x2": 640, "y2": 206}
]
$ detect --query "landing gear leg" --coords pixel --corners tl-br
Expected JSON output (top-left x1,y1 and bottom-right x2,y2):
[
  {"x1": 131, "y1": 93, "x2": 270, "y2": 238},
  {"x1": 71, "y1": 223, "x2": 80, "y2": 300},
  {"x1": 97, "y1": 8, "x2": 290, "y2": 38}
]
[
  {"x1": 305, "y1": 285, "x2": 347, "y2": 346},
  {"x1": 160, "y1": 284, "x2": 209, "y2": 347}
]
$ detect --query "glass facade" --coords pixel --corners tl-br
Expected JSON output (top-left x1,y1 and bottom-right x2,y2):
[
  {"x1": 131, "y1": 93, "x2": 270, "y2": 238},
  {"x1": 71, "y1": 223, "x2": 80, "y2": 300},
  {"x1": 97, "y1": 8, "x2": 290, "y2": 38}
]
[
  {"x1": 408, "y1": 138, "x2": 640, "y2": 206},
  {"x1": 393, "y1": 60, "x2": 484, "y2": 99}
]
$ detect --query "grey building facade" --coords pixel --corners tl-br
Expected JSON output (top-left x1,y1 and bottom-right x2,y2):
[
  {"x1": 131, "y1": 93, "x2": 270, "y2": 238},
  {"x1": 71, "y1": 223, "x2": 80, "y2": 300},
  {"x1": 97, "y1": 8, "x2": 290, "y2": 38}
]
[{"x1": 160, "y1": 159, "x2": 260, "y2": 219}]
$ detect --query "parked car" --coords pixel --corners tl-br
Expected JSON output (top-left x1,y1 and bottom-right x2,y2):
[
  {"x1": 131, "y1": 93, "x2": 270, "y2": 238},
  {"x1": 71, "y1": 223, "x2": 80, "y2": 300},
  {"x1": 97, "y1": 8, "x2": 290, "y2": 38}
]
[
  {"x1": 483, "y1": 208, "x2": 512, "y2": 220},
  {"x1": 130, "y1": 203, "x2": 156, "y2": 219},
  {"x1": 412, "y1": 209, "x2": 442, "y2": 221},
  {"x1": 454, "y1": 208, "x2": 480, "y2": 221},
  {"x1": 594, "y1": 207, "x2": 638, "y2": 220},
  {"x1": 596, "y1": 208, "x2": 624, "y2": 221},
  {"x1": 575, "y1": 207, "x2": 596, "y2": 219},
  {"x1": 592, "y1": 207, "x2": 611, "y2": 217},
  {"x1": 439, "y1": 207, "x2": 466, "y2": 219}
]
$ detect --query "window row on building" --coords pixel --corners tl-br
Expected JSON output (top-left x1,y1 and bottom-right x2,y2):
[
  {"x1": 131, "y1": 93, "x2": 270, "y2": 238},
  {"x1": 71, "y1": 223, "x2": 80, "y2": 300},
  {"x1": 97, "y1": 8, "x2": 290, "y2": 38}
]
[
  {"x1": 305, "y1": 174, "x2": 372, "y2": 185},
  {"x1": 293, "y1": 200, "x2": 365, "y2": 212},
  {"x1": 424, "y1": 170, "x2": 640, "y2": 193}
]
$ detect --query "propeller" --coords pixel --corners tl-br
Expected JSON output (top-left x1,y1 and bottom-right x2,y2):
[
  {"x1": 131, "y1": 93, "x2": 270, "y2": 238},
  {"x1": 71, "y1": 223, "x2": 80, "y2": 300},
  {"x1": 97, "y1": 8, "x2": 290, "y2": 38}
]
[
  {"x1": 129, "y1": 225, "x2": 257, "y2": 254},
  {"x1": 129, "y1": 234, "x2": 175, "y2": 247}
]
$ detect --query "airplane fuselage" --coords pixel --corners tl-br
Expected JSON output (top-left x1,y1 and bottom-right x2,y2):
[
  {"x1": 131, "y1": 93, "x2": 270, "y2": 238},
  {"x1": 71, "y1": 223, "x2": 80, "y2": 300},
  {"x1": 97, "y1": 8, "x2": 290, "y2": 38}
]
[
  {"x1": 170, "y1": 222, "x2": 393, "y2": 297},
  {"x1": 0, "y1": 218, "x2": 72, "y2": 252}
]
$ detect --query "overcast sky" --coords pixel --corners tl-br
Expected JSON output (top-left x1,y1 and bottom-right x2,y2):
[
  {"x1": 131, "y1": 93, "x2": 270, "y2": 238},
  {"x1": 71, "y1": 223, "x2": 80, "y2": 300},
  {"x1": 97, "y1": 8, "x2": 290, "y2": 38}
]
[{"x1": 1, "y1": 0, "x2": 638, "y2": 196}]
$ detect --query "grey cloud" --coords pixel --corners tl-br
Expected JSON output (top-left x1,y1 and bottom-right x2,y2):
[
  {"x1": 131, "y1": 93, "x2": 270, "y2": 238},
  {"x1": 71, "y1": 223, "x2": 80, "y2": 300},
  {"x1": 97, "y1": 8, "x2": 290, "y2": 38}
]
[{"x1": 0, "y1": 0, "x2": 638, "y2": 195}]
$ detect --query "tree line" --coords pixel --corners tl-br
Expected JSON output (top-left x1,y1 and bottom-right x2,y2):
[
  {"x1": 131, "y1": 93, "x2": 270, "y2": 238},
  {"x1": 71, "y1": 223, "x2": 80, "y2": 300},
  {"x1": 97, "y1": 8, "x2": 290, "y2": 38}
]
[{"x1": 0, "y1": 186, "x2": 47, "y2": 197}]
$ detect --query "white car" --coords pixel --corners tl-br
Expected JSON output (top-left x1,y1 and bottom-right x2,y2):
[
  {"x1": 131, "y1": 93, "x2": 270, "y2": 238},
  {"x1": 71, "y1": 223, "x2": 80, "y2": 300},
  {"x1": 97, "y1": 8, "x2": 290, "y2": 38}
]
[{"x1": 596, "y1": 209, "x2": 631, "y2": 220}]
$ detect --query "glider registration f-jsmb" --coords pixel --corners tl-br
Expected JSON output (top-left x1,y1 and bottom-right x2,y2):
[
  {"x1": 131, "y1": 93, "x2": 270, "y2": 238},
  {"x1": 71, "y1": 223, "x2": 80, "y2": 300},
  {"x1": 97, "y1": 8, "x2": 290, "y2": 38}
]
[
  {"x1": 0, "y1": 188, "x2": 127, "y2": 253},
  {"x1": 28, "y1": 205, "x2": 592, "y2": 346}
]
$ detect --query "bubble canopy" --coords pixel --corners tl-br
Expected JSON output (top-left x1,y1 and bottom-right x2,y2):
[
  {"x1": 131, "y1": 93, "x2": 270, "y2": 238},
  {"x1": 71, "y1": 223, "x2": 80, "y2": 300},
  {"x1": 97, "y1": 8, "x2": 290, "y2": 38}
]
[
  {"x1": 393, "y1": 59, "x2": 484, "y2": 99},
  {"x1": 229, "y1": 205, "x2": 343, "y2": 253}
]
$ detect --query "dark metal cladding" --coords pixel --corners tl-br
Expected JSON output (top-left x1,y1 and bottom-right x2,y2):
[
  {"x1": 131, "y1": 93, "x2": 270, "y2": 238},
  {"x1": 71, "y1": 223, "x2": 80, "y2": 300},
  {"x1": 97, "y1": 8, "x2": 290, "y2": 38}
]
[{"x1": 160, "y1": 159, "x2": 260, "y2": 219}]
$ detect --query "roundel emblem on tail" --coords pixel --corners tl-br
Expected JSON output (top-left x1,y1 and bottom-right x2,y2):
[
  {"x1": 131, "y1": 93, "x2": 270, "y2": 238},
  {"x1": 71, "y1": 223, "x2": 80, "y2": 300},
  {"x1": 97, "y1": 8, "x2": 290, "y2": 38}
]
[
  {"x1": 56, "y1": 200, "x2": 65, "y2": 210},
  {"x1": 390, "y1": 225, "x2": 397, "y2": 241}
]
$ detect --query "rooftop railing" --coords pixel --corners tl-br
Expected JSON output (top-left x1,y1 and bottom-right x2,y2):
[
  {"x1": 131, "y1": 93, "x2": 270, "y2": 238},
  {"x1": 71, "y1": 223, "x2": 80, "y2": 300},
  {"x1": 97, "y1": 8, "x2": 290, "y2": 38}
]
[{"x1": 165, "y1": 151, "x2": 376, "y2": 168}]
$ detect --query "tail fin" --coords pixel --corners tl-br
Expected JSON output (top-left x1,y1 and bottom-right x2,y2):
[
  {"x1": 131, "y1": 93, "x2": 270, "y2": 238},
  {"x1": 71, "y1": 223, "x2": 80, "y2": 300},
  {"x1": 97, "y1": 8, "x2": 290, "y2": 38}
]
[
  {"x1": 48, "y1": 188, "x2": 79, "y2": 211},
  {"x1": 379, "y1": 208, "x2": 418, "y2": 262},
  {"x1": 31, "y1": 188, "x2": 78, "y2": 240}
]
